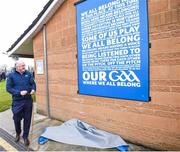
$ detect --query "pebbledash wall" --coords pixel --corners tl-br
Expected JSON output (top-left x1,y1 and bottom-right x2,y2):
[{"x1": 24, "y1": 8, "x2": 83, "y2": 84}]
[{"x1": 33, "y1": 0, "x2": 180, "y2": 150}]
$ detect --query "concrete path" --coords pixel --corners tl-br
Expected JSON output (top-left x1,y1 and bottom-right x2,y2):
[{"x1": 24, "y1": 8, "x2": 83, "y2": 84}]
[{"x1": 0, "y1": 103, "x2": 152, "y2": 151}]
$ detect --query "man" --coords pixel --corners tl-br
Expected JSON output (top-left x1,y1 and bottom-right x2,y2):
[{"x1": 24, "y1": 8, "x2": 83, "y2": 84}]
[{"x1": 6, "y1": 60, "x2": 36, "y2": 146}]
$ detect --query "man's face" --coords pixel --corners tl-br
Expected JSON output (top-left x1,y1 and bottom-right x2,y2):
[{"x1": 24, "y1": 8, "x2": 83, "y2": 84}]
[{"x1": 17, "y1": 63, "x2": 26, "y2": 73}]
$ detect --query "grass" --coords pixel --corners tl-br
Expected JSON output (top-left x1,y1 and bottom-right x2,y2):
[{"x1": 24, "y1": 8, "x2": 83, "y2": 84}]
[
  {"x1": 0, "y1": 80, "x2": 12, "y2": 112},
  {"x1": 0, "y1": 80, "x2": 36, "y2": 112}
]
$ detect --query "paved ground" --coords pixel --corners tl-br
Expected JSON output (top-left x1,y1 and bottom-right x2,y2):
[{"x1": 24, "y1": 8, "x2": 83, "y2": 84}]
[
  {"x1": 0, "y1": 103, "x2": 153, "y2": 151},
  {"x1": 0, "y1": 128, "x2": 31, "y2": 151}
]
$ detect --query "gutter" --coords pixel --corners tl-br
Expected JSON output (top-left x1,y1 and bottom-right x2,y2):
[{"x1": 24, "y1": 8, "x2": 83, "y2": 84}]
[{"x1": 43, "y1": 25, "x2": 50, "y2": 118}]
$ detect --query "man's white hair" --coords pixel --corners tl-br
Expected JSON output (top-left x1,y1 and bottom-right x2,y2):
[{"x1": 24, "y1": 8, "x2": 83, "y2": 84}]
[{"x1": 15, "y1": 60, "x2": 25, "y2": 67}]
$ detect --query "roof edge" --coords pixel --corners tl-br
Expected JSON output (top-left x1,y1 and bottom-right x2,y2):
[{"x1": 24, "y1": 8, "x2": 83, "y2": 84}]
[{"x1": 7, "y1": 0, "x2": 65, "y2": 56}]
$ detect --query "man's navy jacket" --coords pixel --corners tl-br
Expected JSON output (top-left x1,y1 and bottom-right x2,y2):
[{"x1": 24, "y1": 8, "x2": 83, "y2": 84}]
[{"x1": 6, "y1": 70, "x2": 36, "y2": 101}]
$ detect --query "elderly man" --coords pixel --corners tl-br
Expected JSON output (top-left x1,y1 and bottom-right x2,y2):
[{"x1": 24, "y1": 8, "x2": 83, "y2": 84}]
[{"x1": 6, "y1": 60, "x2": 36, "y2": 146}]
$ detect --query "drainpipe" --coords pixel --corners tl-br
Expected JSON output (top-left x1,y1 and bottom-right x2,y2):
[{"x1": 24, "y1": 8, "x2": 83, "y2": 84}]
[{"x1": 43, "y1": 24, "x2": 50, "y2": 118}]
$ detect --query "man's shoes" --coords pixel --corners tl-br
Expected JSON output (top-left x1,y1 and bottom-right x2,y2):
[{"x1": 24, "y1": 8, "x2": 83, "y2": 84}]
[
  {"x1": 15, "y1": 134, "x2": 20, "y2": 142},
  {"x1": 24, "y1": 138, "x2": 30, "y2": 147}
]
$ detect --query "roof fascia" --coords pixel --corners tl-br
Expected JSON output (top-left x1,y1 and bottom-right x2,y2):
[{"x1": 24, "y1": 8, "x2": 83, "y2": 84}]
[{"x1": 8, "y1": 0, "x2": 65, "y2": 56}]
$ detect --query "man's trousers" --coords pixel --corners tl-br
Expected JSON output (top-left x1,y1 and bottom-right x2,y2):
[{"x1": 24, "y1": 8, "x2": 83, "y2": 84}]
[{"x1": 12, "y1": 99, "x2": 32, "y2": 139}]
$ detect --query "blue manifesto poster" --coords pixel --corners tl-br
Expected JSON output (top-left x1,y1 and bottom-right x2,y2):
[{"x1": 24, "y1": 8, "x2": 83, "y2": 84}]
[{"x1": 76, "y1": 0, "x2": 149, "y2": 101}]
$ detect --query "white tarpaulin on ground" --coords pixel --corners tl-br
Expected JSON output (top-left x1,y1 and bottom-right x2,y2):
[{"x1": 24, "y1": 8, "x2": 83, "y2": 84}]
[{"x1": 40, "y1": 119, "x2": 128, "y2": 149}]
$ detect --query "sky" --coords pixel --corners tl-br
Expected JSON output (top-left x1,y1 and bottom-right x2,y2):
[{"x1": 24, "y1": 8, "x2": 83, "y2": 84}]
[{"x1": 0, "y1": 0, "x2": 49, "y2": 68}]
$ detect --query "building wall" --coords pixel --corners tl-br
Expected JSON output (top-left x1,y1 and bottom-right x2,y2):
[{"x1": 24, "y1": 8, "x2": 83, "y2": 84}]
[{"x1": 33, "y1": 0, "x2": 180, "y2": 150}]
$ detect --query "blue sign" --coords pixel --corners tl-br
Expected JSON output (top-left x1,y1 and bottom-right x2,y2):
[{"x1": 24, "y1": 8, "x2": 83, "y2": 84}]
[{"x1": 75, "y1": 0, "x2": 149, "y2": 101}]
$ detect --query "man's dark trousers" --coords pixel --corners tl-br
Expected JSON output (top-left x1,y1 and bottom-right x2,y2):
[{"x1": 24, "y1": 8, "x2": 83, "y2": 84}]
[{"x1": 12, "y1": 99, "x2": 32, "y2": 139}]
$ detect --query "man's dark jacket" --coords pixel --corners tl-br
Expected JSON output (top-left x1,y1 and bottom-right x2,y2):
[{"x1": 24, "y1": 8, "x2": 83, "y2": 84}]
[{"x1": 6, "y1": 70, "x2": 36, "y2": 101}]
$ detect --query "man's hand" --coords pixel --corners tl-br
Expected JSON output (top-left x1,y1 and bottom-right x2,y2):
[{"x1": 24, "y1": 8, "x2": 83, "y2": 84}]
[
  {"x1": 30, "y1": 89, "x2": 35, "y2": 95},
  {"x1": 20, "y1": 90, "x2": 28, "y2": 96}
]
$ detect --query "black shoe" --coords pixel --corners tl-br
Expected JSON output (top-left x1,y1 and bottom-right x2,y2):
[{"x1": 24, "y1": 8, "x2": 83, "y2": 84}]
[
  {"x1": 15, "y1": 134, "x2": 20, "y2": 142},
  {"x1": 24, "y1": 138, "x2": 30, "y2": 147}
]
